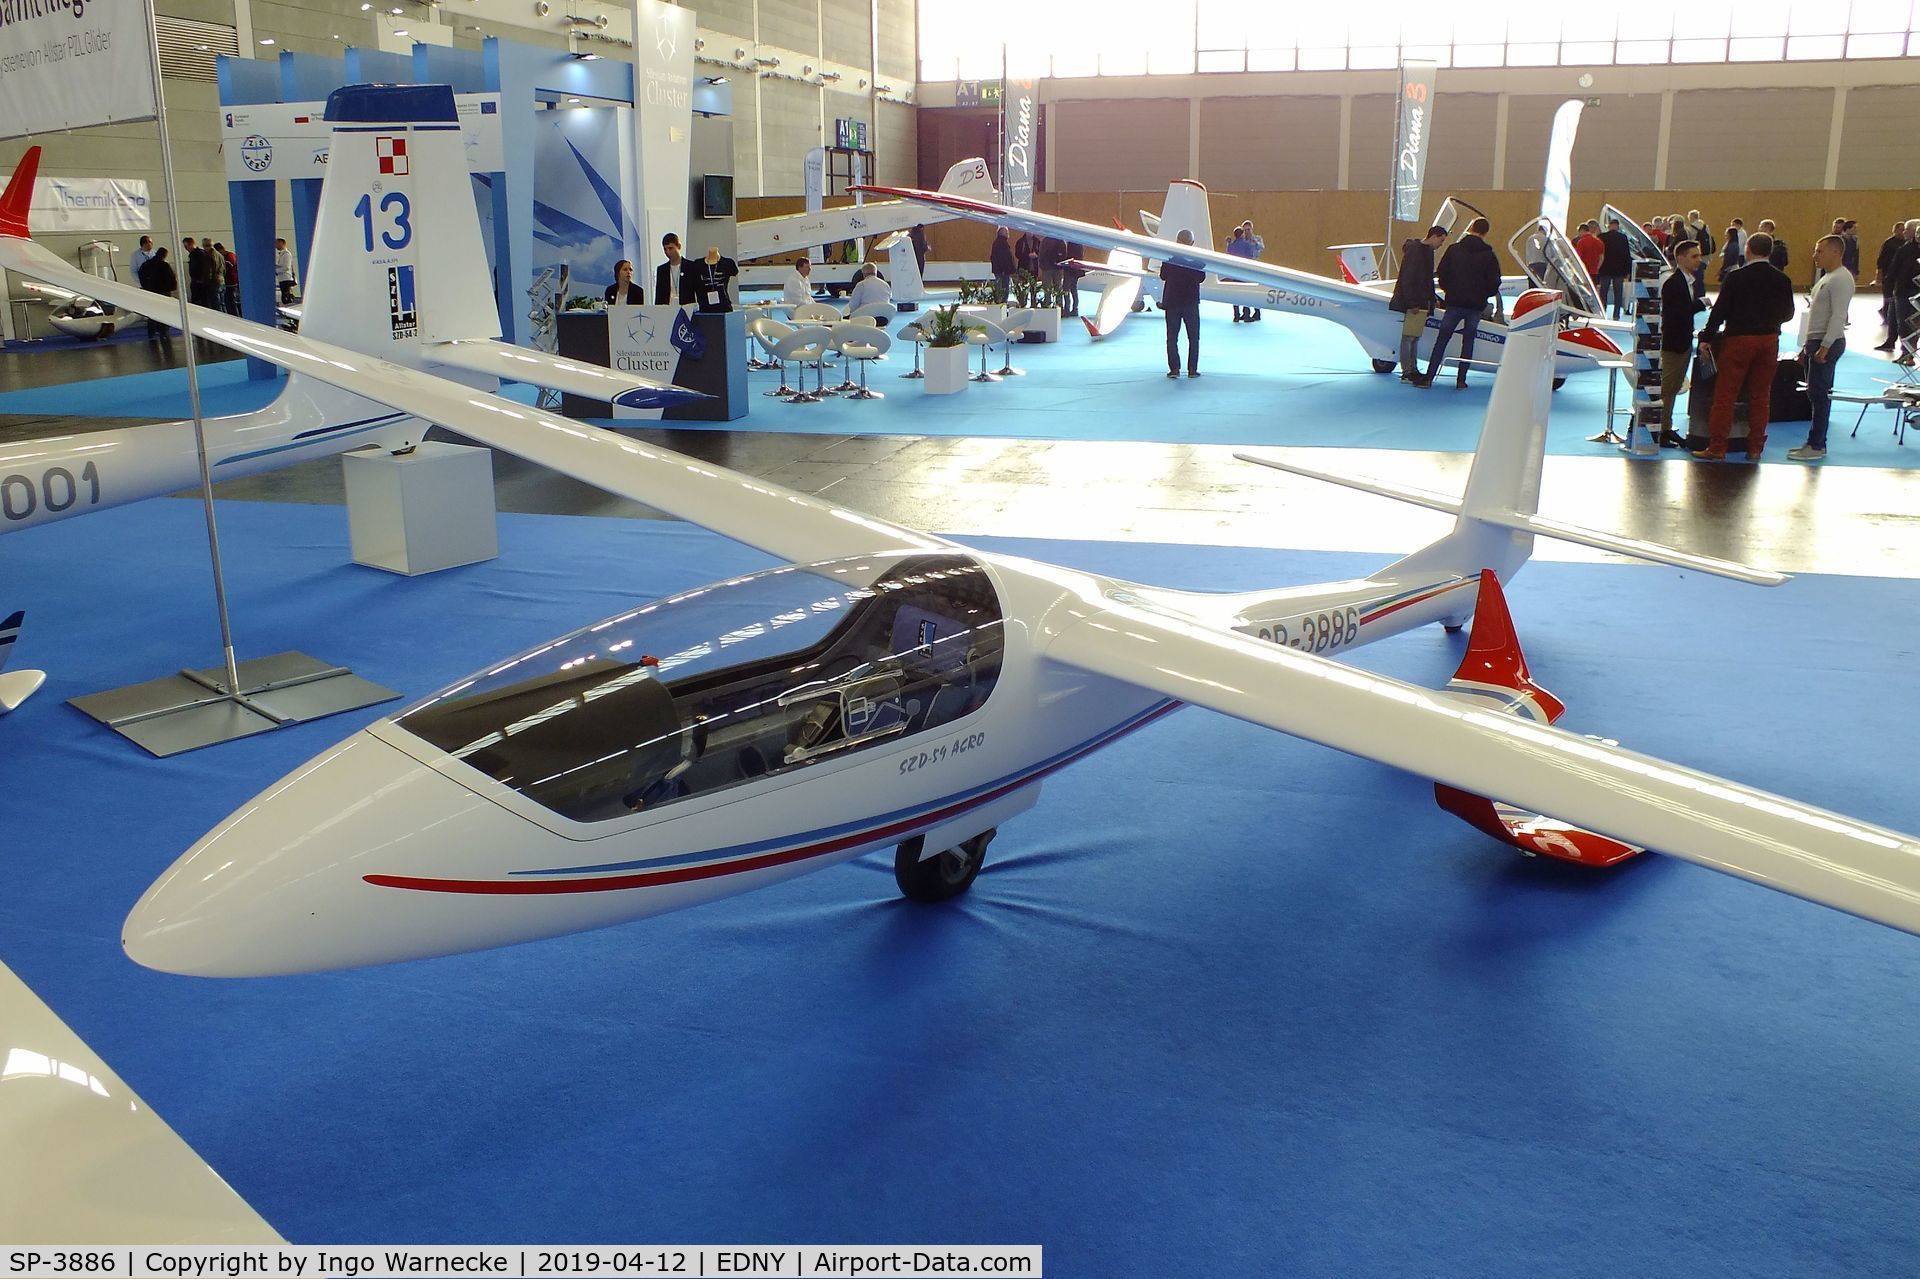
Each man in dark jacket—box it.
[1418,217,1502,388]
[1758,219,1789,274]
[1158,230,1206,379]
[1891,221,1920,364]
[1875,221,1909,349]
[1695,232,1797,460]
[137,246,176,344]
[990,228,1015,303]
[1597,217,1633,318]
[182,237,214,310]
[654,233,689,305]
[1659,240,1707,444]
[1389,225,1447,384]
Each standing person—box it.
[602,259,643,305]
[1694,232,1796,461]
[1719,226,1743,284]
[1418,216,1502,389]
[182,237,211,309]
[1659,240,1708,444]
[1842,220,1860,278]
[1223,224,1254,322]
[1574,220,1604,281]
[654,233,688,305]
[1158,229,1205,379]
[1686,211,1714,291]
[1013,230,1041,282]
[274,237,297,303]
[781,256,814,308]
[1788,235,1856,462]
[1389,224,1446,386]
[136,245,176,344]
[1597,217,1633,319]
[1888,220,1920,364]
[689,246,739,312]
[1874,221,1908,349]
[989,228,1015,302]
[909,223,929,275]
[1059,242,1084,318]
[1757,219,1789,275]
[1238,221,1264,322]
[1038,235,1067,310]
[215,241,239,314]
[129,235,155,283]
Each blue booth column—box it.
[218,56,286,380]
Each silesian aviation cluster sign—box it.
[0,0,158,139]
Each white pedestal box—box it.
[343,442,500,576]
[922,344,971,395]
[1022,308,1061,343]
[959,304,1007,329]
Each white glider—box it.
[0,608,44,713]
[17,86,1911,980]
[857,179,1624,386]
[735,157,993,263]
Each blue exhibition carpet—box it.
[5,303,1914,466]
[4,497,1920,1273]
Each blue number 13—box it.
[352,191,413,252]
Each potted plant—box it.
[921,303,971,396]
[1019,271,1062,344]
[955,276,1005,329]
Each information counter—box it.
[556,305,747,422]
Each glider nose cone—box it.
[124,730,494,978]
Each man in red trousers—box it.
[1694,231,1796,461]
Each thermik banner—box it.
[1000,76,1037,210]
[1390,60,1437,223]
[629,0,695,263]
[1539,98,1585,233]
[0,171,149,230]
[0,0,158,139]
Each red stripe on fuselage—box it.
[1358,578,1474,626]
[364,703,1182,896]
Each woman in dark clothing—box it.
[602,259,644,305]
[990,228,1016,302]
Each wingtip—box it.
[0,146,41,239]
[612,386,710,410]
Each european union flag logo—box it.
[480,100,497,115]
[669,309,706,360]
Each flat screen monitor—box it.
[701,174,734,219]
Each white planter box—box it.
[959,304,1006,328]
[1022,307,1061,343]
[923,343,970,395]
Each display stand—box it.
[344,443,500,576]
[1623,258,1665,456]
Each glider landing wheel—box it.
[1442,622,1466,634]
[1371,358,1397,374]
[895,828,995,903]
[1552,377,1567,390]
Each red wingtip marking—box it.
[1336,259,1358,285]
[1112,216,1127,231]
[0,146,40,239]
[1082,315,1100,338]
[1452,569,1565,722]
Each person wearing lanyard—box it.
[690,246,738,313]
[655,233,688,306]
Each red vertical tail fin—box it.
[0,146,40,239]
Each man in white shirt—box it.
[847,263,891,317]
[129,236,155,282]
[273,237,297,302]
[1788,234,1856,462]
[782,257,814,308]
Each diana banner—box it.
[1390,60,1437,224]
[629,0,695,263]
[220,94,503,182]
[0,0,159,140]
[0,170,150,230]
[1540,99,1585,233]
[1000,76,1036,210]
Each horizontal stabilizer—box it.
[0,669,45,714]
[424,340,704,409]
[1233,451,1787,586]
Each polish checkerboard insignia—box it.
[376,136,410,176]
[387,264,418,339]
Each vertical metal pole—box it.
[1384,66,1401,279]
[144,0,243,696]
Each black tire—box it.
[1371,358,1397,374]
[895,828,994,902]
[1552,377,1566,390]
